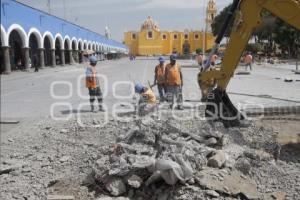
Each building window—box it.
[173,34,178,40]
[147,31,153,39]
[162,34,167,40]
[184,34,188,40]
[194,34,199,40]
[132,33,137,40]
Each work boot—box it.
[99,105,105,112]
[177,105,184,110]
[91,105,97,113]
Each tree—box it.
[246,43,263,54]
[196,48,203,54]
[211,4,234,37]
[273,19,300,58]
[253,12,277,54]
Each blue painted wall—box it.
[0,0,127,50]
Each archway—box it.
[84,43,87,50]
[64,40,70,64]
[55,38,62,65]
[9,30,24,70]
[29,33,39,69]
[78,41,83,63]
[182,41,191,55]
[72,40,77,63]
[44,36,52,66]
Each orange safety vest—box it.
[155,64,166,84]
[142,89,156,104]
[86,67,98,89]
[166,64,181,86]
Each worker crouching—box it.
[86,56,105,112]
[165,54,184,110]
[135,83,157,116]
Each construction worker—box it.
[165,54,183,110]
[86,56,105,112]
[134,83,157,116]
[244,52,253,71]
[196,53,203,66]
[154,56,166,102]
[210,54,218,67]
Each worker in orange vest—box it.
[165,54,183,110]
[86,56,105,112]
[244,52,253,71]
[154,56,166,102]
[135,83,157,116]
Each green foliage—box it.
[246,43,263,54]
[211,4,234,37]
[273,19,300,58]
[196,48,203,54]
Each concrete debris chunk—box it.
[60,129,68,134]
[205,137,218,146]
[47,195,74,200]
[196,168,259,200]
[244,149,273,161]
[126,174,143,188]
[105,177,127,196]
[235,157,251,175]
[207,151,226,168]
[97,197,129,200]
[205,190,220,197]
[59,156,71,163]
[263,191,286,200]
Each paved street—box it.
[1,58,300,121]
[1,57,300,200]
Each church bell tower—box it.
[206,0,217,33]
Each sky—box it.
[16,0,232,42]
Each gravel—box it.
[0,111,299,199]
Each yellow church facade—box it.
[124,1,217,56]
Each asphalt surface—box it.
[1,57,300,121]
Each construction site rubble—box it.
[1,113,299,200]
[89,113,299,199]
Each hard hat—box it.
[135,83,144,93]
[170,54,177,61]
[158,56,165,63]
[89,56,97,64]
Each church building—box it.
[124,0,217,56]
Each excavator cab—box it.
[199,0,300,127]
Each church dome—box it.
[141,16,160,31]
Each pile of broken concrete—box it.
[91,115,283,200]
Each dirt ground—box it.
[1,111,299,200]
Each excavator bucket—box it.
[205,87,245,127]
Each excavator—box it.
[199,0,300,127]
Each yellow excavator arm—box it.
[199,0,300,127]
